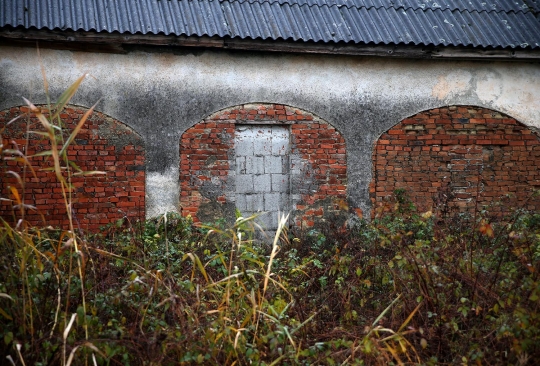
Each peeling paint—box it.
[431,70,473,100]
[475,70,503,104]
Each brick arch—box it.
[370,105,540,216]
[180,103,348,228]
[0,105,145,231]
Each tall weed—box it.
[1,72,102,365]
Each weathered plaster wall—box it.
[1,46,539,218]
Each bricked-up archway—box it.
[370,106,540,216]
[180,104,348,228]
[0,106,145,231]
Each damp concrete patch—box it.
[146,167,179,218]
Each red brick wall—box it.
[370,106,540,215]
[180,104,348,227]
[180,120,235,219]
[290,118,349,226]
[0,105,145,231]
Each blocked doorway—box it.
[370,105,540,216]
[234,125,290,230]
[179,103,348,228]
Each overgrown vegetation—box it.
[1,76,539,365]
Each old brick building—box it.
[1,0,539,230]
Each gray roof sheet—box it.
[1,0,539,49]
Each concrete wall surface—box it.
[1,45,539,219]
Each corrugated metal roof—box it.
[1,0,539,49]
[233,0,538,13]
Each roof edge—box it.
[227,0,540,14]
[1,28,539,62]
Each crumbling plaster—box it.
[1,46,539,218]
